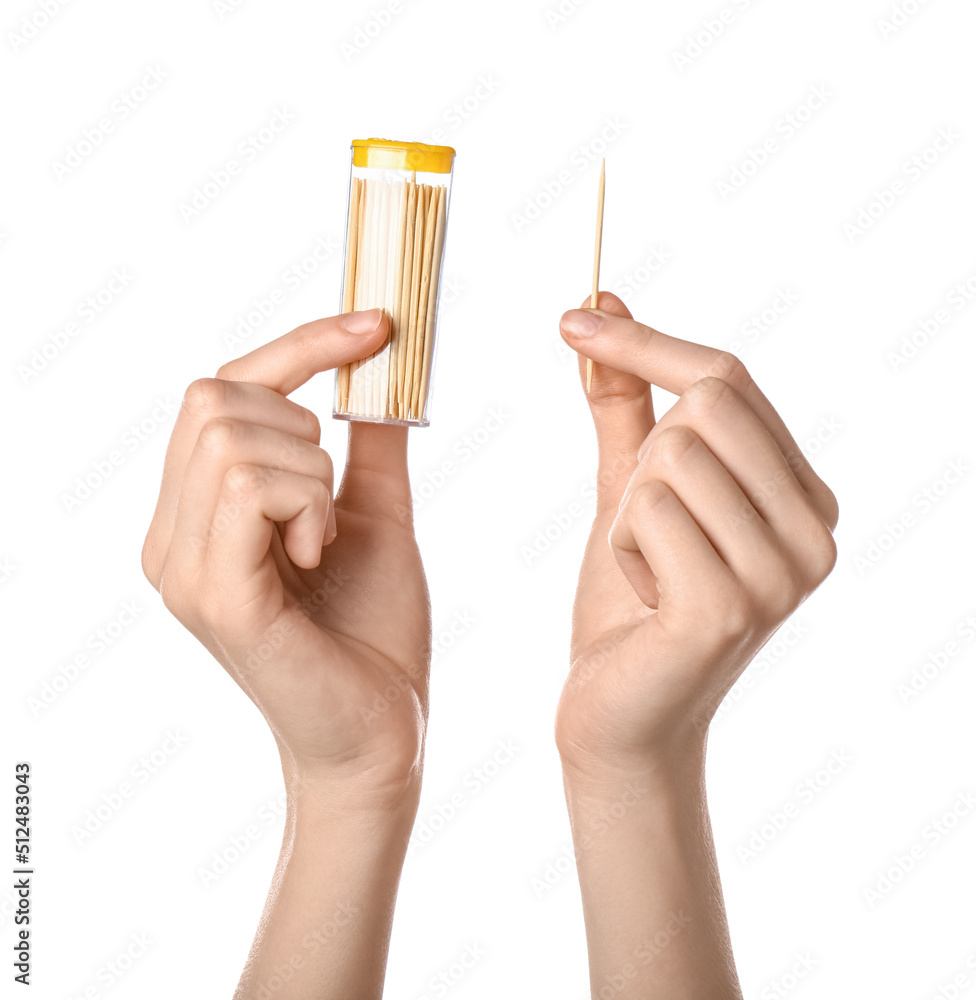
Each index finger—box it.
[560,308,838,529]
[142,309,389,582]
[215,308,388,394]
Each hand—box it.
[554,293,838,774]
[141,308,431,801]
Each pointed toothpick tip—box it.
[586,158,606,393]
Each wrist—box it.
[280,752,423,826]
[558,731,706,806]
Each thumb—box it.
[338,421,413,526]
[560,291,655,507]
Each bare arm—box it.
[142,309,431,998]
[556,292,838,998]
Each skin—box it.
[555,292,839,999]
[141,307,430,999]
[142,293,838,998]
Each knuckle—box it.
[197,416,239,456]
[140,534,161,589]
[308,476,331,507]
[318,448,334,484]
[300,406,322,444]
[636,429,654,465]
[806,520,838,584]
[223,462,265,499]
[182,377,225,417]
[819,483,840,531]
[684,375,735,420]
[761,554,806,619]
[648,425,699,469]
[707,350,749,386]
[158,567,190,621]
[195,582,231,634]
[628,479,672,517]
[710,585,754,639]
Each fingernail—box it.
[561,309,603,337]
[341,307,383,334]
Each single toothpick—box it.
[586,158,606,392]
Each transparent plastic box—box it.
[333,137,456,427]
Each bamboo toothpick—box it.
[336,169,447,424]
[586,158,606,393]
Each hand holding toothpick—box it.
[586,158,606,393]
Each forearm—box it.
[561,740,743,1000]
[233,775,420,1000]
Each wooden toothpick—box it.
[586,158,606,393]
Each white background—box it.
[3,0,976,997]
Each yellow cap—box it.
[351,138,455,174]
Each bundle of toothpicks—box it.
[336,171,447,422]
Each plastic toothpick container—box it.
[332,137,456,427]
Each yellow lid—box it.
[351,138,455,174]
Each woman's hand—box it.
[552,292,839,1000]
[555,291,839,773]
[141,308,431,803]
